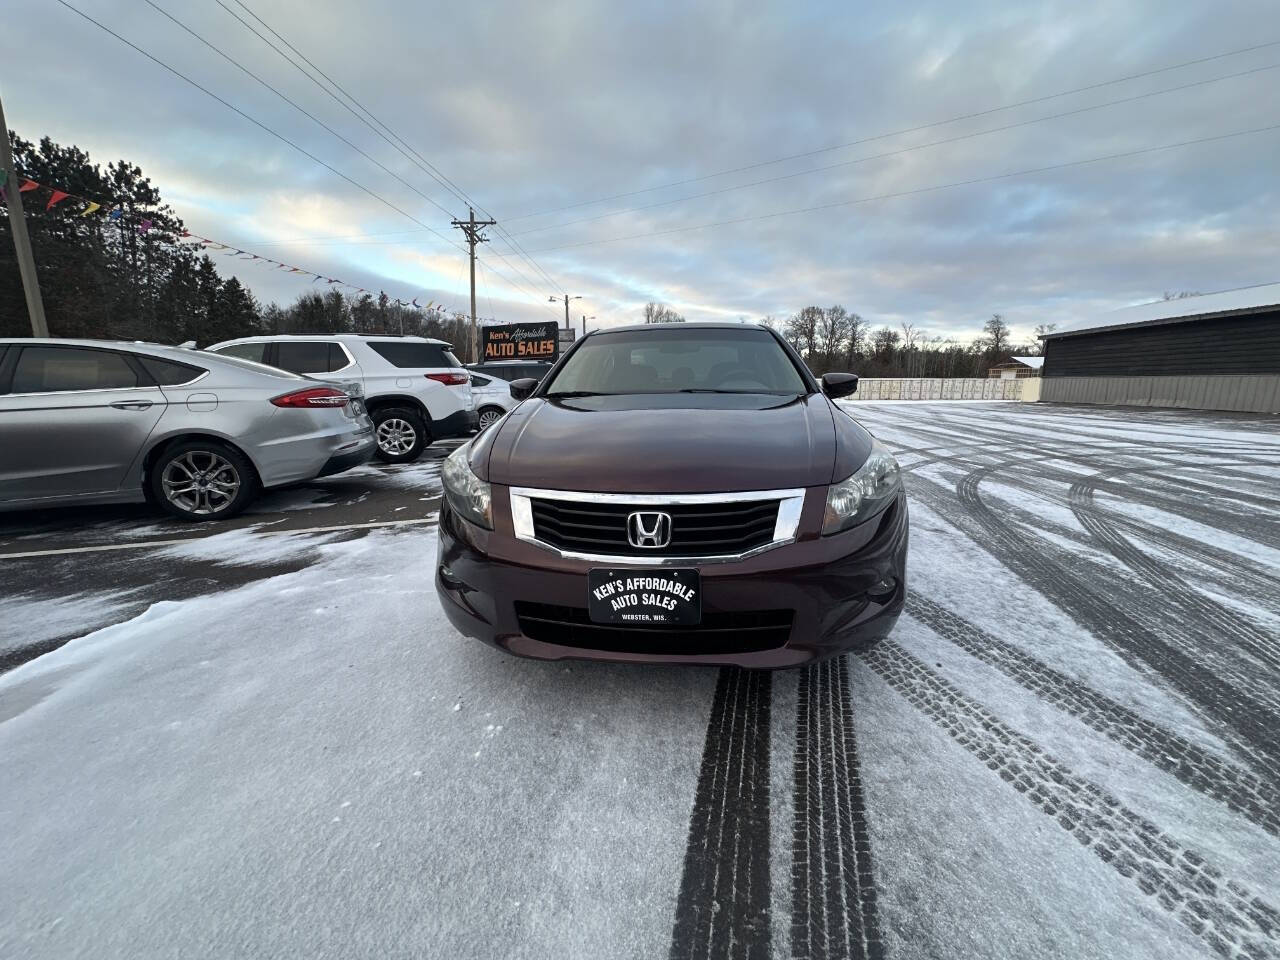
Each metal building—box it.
[1039,283,1280,414]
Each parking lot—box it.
[2,402,1278,960]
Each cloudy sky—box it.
[8,0,1280,342]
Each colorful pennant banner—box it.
[6,174,448,313]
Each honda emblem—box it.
[627,511,672,549]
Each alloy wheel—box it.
[161,451,241,516]
[377,418,417,455]
[478,408,504,430]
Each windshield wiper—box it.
[545,390,613,398]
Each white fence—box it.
[847,377,1026,401]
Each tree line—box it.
[1,132,477,354]
[770,305,1052,378]
[636,299,1052,378]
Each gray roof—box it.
[1042,282,1280,340]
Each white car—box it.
[206,335,476,462]
[468,371,517,430]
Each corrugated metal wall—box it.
[1042,310,1280,377]
[1039,375,1280,413]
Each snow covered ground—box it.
[1,403,1277,960]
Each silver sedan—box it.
[0,339,375,521]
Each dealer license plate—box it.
[587,568,701,626]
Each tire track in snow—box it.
[906,596,1280,838]
[952,462,1280,774]
[669,668,772,960]
[1068,470,1280,670]
[862,408,1280,547]
[895,458,1280,781]
[861,641,1280,960]
[888,439,1280,612]
[791,657,884,960]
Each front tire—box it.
[373,406,429,463]
[149,440,258,521]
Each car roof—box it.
[0,337,206,358]
[585,321,773,335]
[207,334,451,346]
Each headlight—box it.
[822,439,901,535]
[442,444,492,529]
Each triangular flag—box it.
[109,207,123,220]
[46,190,70,210]
[81,201,101,216]
[137,219,153,234]
[19,179,38,193]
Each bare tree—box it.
[843,313,864,370]
[1162,290,1202,300]
[900,322,920,376]
[871,326,901,360]
[983,313,1011,358]
[816,305,851,372]
[784,306,822,362]
[1032,322,1057,356]
[642,301,685,323]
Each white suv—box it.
[206,335,475,462]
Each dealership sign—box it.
[481,322,560,361]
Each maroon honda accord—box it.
[435,322,907,667]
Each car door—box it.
[0,345,167,503]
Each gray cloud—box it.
[9,0,1279,342]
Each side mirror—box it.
[821,372,859,399]
[509,378,539,401]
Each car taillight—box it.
[271,386,350,408]
[426,372,470,386]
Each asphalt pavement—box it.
[0,440,459,670]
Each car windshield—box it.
[543,327,808,396]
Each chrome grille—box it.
[530,498,779,557]
[509,486,807,563]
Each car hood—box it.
[482,393,840,493]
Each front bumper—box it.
[434,408,479,439]
[435,488,908,668]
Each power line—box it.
[503,37,1280,224]
[140,0,462,223]
[520,122,1280,254]
[506,61,1280,239]
[231,52,1280,256]
[51,0,467,255]
[221,0,565,302]
[53,0,553,313]
[214,0,469,210]
[165,0,559,307]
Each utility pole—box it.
[549,293,581,333]
[581,315,595,338]
[451,206,494,361]
[0,90,49,337]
